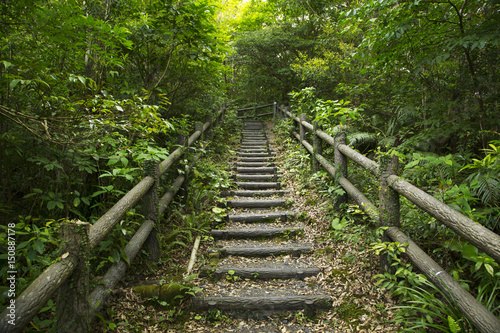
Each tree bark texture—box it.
[192,295,332,311]
[56,220,91,333]
[227,211,294,223]
[200,267,320,280]
[211,227,301,239]
[210,245,313,258]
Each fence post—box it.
[273,101,277,121]
[299,114,307,143]
[334,132,348,209]
[205,115,213,140]
[312,121,322,172]
[195,121,203,142]
[143,160,160,261]
[56,220,91,332]
[379,154,400,272]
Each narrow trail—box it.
[186,120,398,332]
[96,119,399,332]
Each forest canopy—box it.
[0,1,499,330]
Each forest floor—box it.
[93,120,400,333]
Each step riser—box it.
[234,162,275,167]
[220,190,288,197]
[192,296,331,312]
[211,228,300,239]
[210,246,312,257]
[235,182,281,190]
[228,212,293,222]
[225,200,285,208]
[235,175,279,181]
[233,167,277,173]
[238,153,275,157]
[200,267,320,280]
[237,157,274,162]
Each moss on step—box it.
[132,282,192,302]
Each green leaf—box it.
[461,245,478,260]
[47,201,56,210]
[2,61,13,69]
[484,264,494,276]
[448,315,461,333]
[34,239,45,254]
[10,79,21,89]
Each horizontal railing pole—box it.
[237,103,274,111]
[0,256,78,332]
[0,107,225,332]
[90,219,154,314]
[387,175,500,263]
[386,227,500,333]
[89,177,154,249]
[338,144,380,176]
[159,175,185,216]
[286,112,500,332]
[293,131,336,177]
[339,177,379,220]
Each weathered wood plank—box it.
[225,199,285,208]
[200,266,320,280]
[209,245,313,257]
[228,211,294,222]
[211,227,301,239]
[192,295,332,311]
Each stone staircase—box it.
[192,120,332,318]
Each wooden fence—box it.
[236,102,277,119]
[0,107,225,332]
[276,105,500,333]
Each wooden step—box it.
[233,167,277,174]
[228,211,294,222]
[211,227,301,239]
[220,190,289,197]
[225,198,285,208]
[199,266,321,280]
[208,245,313,257]
[239,146,271,151]
[233,162,275,167]
[235,182,281,189]
[192,295,331,313]
[235,174,279,181]
[238,142,269,147]
[237,157,274,162]
[238,148,272,153]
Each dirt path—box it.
[95,120,399,332]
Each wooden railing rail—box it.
[237,102,277,119]
[277,105,500,333]
[0,107,225,333]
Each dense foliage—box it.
[1,0,499,331]
[226,0,499,330]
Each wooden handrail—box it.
[281,106,500,333]
[0,108,225,332]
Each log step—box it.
[208,245,313,257]
[192,295,332,312]
[225,199,285,208]
[234,162,275,167]
[228,211,294,223]
[237,153,275,158]
[211,227,301,239]
[220,190,289,197]
[237,157,274,162]
[235,174,279,181]
[235,182,281,190]
[233,167,277,174]
[241,140,268,144]
[238,148,273,153]
[199,266,321,280]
